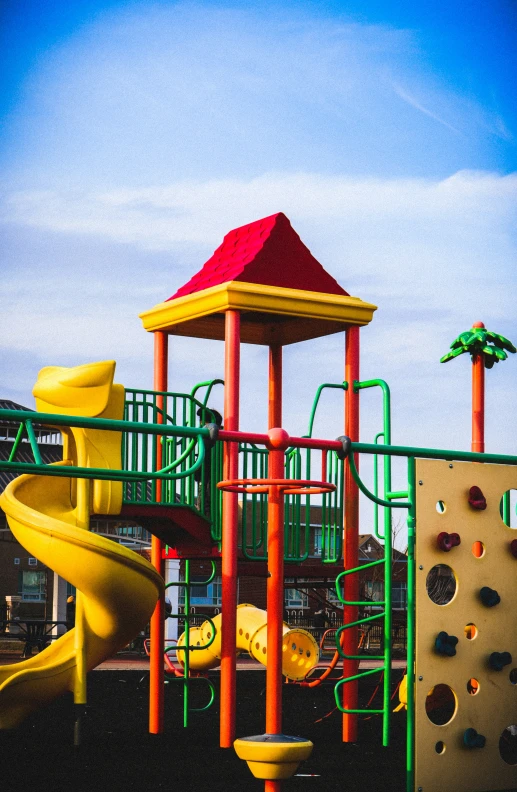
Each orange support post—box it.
[266,346,283,727]
[268,345,282,429]
[265,348,284,792]
[149,330,167,734]
[471,344,485,454]
[343,325,360,742]
[220,310,240,747]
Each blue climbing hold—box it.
[435,631,459,657]
[480,586,501,607]
[488,651,512,671]
[463,728,486,749]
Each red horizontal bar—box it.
[217,429,342,452]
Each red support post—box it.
[149,330,167,734]
[220,310,240,747]
[343,325,360,742]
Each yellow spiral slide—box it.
[0,361,164,729]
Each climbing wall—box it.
[415,459,517,792]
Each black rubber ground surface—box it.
[1,670,407,792]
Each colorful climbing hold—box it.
[480,586,501,607]
[437,532,461,552]
[435,631,459,657]
[468,486,487,510]
[489,651,512,671]
[463,728,486,749]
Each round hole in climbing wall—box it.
[436,500,446,514]
[499,490,517,529]
[426,564,457,605]
[464,623,478,640]
[435,741,446,754]
[472,541,485,558]
[499,726,517,765]
[467,678,480,695]
[425,684,457,726]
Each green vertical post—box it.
[406,457,416,792]
[183,559,190,728]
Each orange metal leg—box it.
[343,326,360,742]
[265,348,284,792]
[220,310,240,747]
[149,331,167,734]
[265,473,284,735]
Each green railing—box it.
[1,408,206,483]
[238,439,344,563]
[239,381,347,563]
[123,387,223,543]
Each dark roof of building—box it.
[0,399,58,437]
[168,212,349,300]
[0,440,63,494]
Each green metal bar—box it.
[24,420,43,465]
[334,665,388,712]
[348,452,411,509]
[0,408,209,439]
[188,677,216,712]
[388,490,409,500]
[8,423,27,462]
[336,611,385,635]
[190,378,224,407]
[183,559,190,727]
[406,457,416,792]
[373,431,384,541]
[162,436,200,473]
[349,440,517,466]
[307,381,347,438]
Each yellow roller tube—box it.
[176,604,319,681]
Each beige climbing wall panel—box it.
[415,458,517,792]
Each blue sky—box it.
[1,1,516,506]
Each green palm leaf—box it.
[441,325,516,367]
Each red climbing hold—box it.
[468,486,487,510]
[510,539,517,558]
[437,532,461,552]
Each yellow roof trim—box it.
[139,281,376,345]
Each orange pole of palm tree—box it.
[440,321,515,453]
[471,322,485,453]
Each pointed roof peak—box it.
[168,212,348,300]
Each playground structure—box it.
[0,212,516,792]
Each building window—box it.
[284,579,308,608]
[392,581,407,610]
[179,576,222,607]
[363,579,384,605]
[19,570,46,601]
[312,527,322,557]
[326,587,341,606]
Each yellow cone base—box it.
[234,734,313,780]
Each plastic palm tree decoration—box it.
[440,321,516,453]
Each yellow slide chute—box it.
[0,361,163,729]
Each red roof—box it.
[168,212,348,300]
